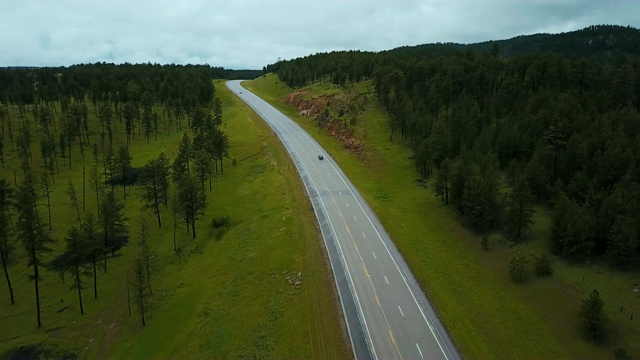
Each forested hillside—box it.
[210,67,263,80]
[266,24,640,269]
[0,63,213,112]
[395,24,640,60]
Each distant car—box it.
[318,155,324,160]
[239,91,242,94]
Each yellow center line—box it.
[325,186,403,359]
[388,329,402,359]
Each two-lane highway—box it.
[227,80,460,360]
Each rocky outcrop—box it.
[282,91,368,163]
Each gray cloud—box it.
[1,0,638,69]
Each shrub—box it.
[210,215,231,240]
[211,215,230,229]
[481,235,489,251]
[535,253,554,277]
[614,347,632,360]
[508,254,529,283]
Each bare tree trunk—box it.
[76,265,84,315]
[82,166,86,212]
[33,253,42,328]
[103,232,108,273]
[126,271,131,317]
[1,250,14,304]
[44,180,52,231]
[92,255,98,298]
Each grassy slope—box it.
[0,81,350,359]
[244,74,640,359]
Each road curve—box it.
[227,80,461,360]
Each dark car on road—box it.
[318,154,324,160]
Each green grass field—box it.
[0,80,350,359]
[244,74,640,359]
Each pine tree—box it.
[15,170,54,327]
[463,164,500,231]
[62,227,90,314]
[212,128,229,175]
[99,191,128,273]
[40,171,52,231]
[504,177,535,241]
[104,145,115,191]
[157,152,170,208]
[131,251,151,326]
[176,176,207,239]
[81,213,103,299]
[138,218,157,296]
[115,145,133,199]
[89,166,102,216]
[606,216,638,268]
[63,111,78,169]
[39,137,55,182]
[580,289,607,340]
[139,157,164,227]
[172,133,193,183]
[434,158,451,204]
[193,149,213,189]
[123,102,136,144]
[67,179,82,226]
[99,104,113,144]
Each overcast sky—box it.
[1,0,638,69]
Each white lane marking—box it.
[327,171,330,176]
[333,180,336,185]
[354,216,358,222]
[398,305,405,318]
[417,343,424,359]
[384,276,389,284]
[346,202,349,207]
[372,252,377,259]
[362,232,366,239]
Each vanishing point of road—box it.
[227,80,461,360]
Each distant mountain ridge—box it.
[386,24,640,59]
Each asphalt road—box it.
[227,80,460,360]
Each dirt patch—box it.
[284,271,303,292]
